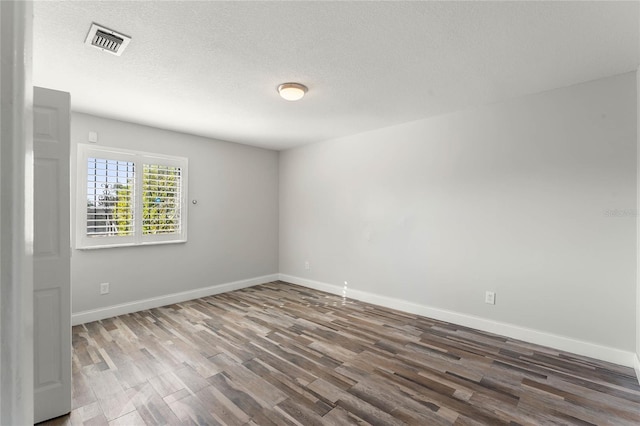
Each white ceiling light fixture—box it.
[278,82,308,101]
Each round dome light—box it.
[278,82,308,101]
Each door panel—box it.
[33,87,71,423]
[34,288,62,386]
[34,158,60,256]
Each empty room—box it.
[1,1,640,425]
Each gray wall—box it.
[71,113,279,313]
[280,72,637,352]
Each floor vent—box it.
[85,23,131,56]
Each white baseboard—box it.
[279,274,636,368]
[634,354,640,385]
[72,274,279,325]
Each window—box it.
[77,145,188,249]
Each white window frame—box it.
[76,144,188,249]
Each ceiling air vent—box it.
[85,23,131,56]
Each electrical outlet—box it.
[305,260,310,270]
[100,282,110,295]
[485,291,495,305]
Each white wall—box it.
[636,67,640,375]
[280,72,637,357]
[71,113,278,315]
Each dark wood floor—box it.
[40,281,640,425]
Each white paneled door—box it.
[33,87,71,423]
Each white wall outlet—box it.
[305,260,310,270]
[100,282,110,295]
[485,291,496,305]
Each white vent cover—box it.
[85,23,131,56]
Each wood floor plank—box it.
[194,385,251,426]
[126,382,182,426]
[39,281,640,425]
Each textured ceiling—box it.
[33,1,639,150]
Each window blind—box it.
[142,164,182,235]
[86,157,135,237]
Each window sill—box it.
[75,239,187,250]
